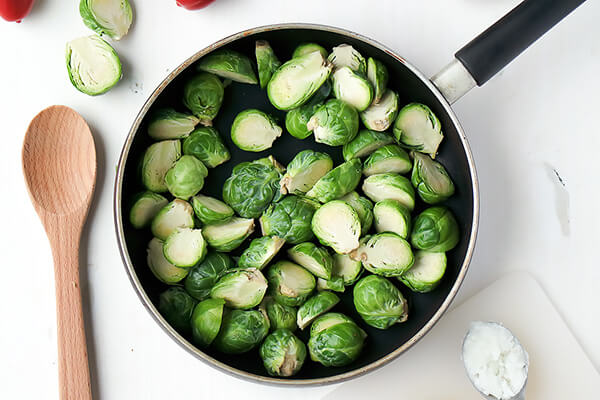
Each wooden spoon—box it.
[22,105,96,400]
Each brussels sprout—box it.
[268,50,333,110]
[288,242,333,280]
[280,150,333,195]
[129,191,168,229]
[362,173,415,211]
[184,251,233,301]
[202,217,255,252]
[164,155,208,200]
[342,129,394,161]
[373,199,411,238]
[297,292,340,329]
[158,287,196,334]
[213,309,269,354]
[350,232,414,277]
[191,298,225,347]
[339,192,373,236]
[411,206,459,252]
[183,73,224,126]
[362,144,412,176]
[163,228,207,268]
[260,329,307,377]
[231,109,283,152]
[411,152,455,204]
[267,261,316,307]
[366,57,388,103]
[255,40,281,89]
[141,140,181,193]
[147,108,199,140]
[147,238,189,284]
[305,159,362,203]
[353,275,408,329]
[293,43,328,59]
[66,35,122,96]
[308,312,367,367]
[254,155,286,172]
[331,67,373,112]
[238,236,285,270]
[260,196,319,244]
[360,90,399,132]
[191,194,234,225]
[312,200,361,254]
[332,253,362,285]
[210,268,268,309]
[151,199,194,240]
[327,44,366,74]
[197,49,258,84]
[260,296,297,331]
[393,103,443,158]
[79,0,132,40]
[223,158,283,218]
[307,99,359,146]
[182,126,230,168]
[285,103,320,140]
[398,250,447,293]
[316,277,345,293]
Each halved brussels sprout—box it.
[183,73,224,126]
[411,206,459,252]
[288,242,333,280]
[373,199,411,238]
[260,196,319,244]
[307,99,359,146]
[141,140,181,193]
[305,159,362,203]
[411,152,455,204]
[260,296,297,331]
[398,250,447,293]
[292,43,328,59]
[280,150,333,195]
[147,238,189,284]
[66,35,122,96]
[197,49,258,84]
[79,0,132,40]
[362,144,412,176]
[285,103,321,140]
[393,103,443,158]
[360,90,399,132]
[353,275,408,329]
[297,291,340,330]
[332,67,373,112]
[191,194,234,224]
[366,57,388,103]
[184,251,233,301]
[158,287,196,334]
[165,155,208,200]
[342,129,394,161]
[238,236,285,270]
[308,312,367,367]
[191,298,225,347]
[317,277,345,293]
[268,50,333,110]
[213,309,269,354]
[350,232,414,277]
[151,199,194,240]
[327,44,366,73]
[202,217,255,252]
[129,191,168,229]
[255,40,281,88]
[210,268,268,309]
[147,108,199,140]
[182,126,230,168]
[231,109,282,152]
[362,173,416,211]
[332,253,362,285]
[339,191,373,236]
[310,312,353,335]
[260,329,307,377]
[267,261,316,307]
[312,200,361,254]
[163,228,207,268]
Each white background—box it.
[1,0,598,398]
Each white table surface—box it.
[1,1,598,399]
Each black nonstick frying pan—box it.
[114,0,586,385]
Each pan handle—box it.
[431,0,586,104]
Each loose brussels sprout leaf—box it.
[183,73,224,126]
[332,253,362,285]
[191,194,234,225]
[191,298,225,347]
[238,236,285,270]
[373,199,411,238]
[255,40,281,89]
[210,268,268,309]
[350,232,414,277]
[366,57,389,103]
[260,296,297,331]
[198,49,258,84]
[260,329,307,377]
[362,173,416,211]
[310,312,353,336]
[280,150,333,195]
[327,44,367,74]
[147,108,199,140]
[305,159,362,203]
[332,67,373,112]
[308,313,367,367]
[411,206,459,252]
[393,103,443,158]
[360,90,399,132]
[260,196,319,244]
[353,275,408,329]
[141,140,181,192]
[182,126,230,168]
[363,144,412,176]
[184,251,233,301]
[297,291,340,329]
[292,43,328,59]
[79,0,132,40]
[129,191,168,229]
[339,191,374,236]
[151,199,194,240]
[268,50,333,110]
[66,35,122,96]
[163,228,207,268]
[202,217,255,252]
[158,287,196,334]
[231,109,282,152]
[398,250,447,293]
[267,261,316,307]
[288,242,333,280]
[316,277,345,293]
[213,309,269,354]
[342,129,394,161]
[411,152,455,204]
[312,200,361,254]
[307,99,359,146]
[147,238,189,284]
[165,155,208,200]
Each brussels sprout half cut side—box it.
[231,109,283,152]
[339,191,373,236]
[307,99,359,147]
[141,140,181,193]
[182,126,230,168]
[398,250,447,293]
[255,40,281,89]
[260,329,307,377]
[362,173,416,211]
[129,191,168,229]
[360,90,399,132]
[183,73,224,126]
[151,199,194,241]
[197,49,258,84]
[267,261,316,307]
[165,155,208,200]
[312,200,361,254]
[350,232,414,277]
[191,298,225,347]
[147,238,189,285]
[373,199,412,239]
[213,309,269,354]
[292,43,328,59]
[260,296,298,332]
[280,150,333,195]
[327,44,367,74]
[363,144,412,177]
[393,103,444,158]
[305,159,362,203]
[79,0,132,40]
[332,253,362,286]
[163,228,207,268]
[288,242,333,280]
[366,57,389,103]
[297,291,340,330]
[411,152,456,204]
[342,129,395,161]
[411,206,460,252]
[210,268,268,310]
[191,194,234,225]
[238,236,285,270]
[202,217,255,252]
[158,287,196,335]
[147,108,199,140]
[260,196,319,244]
[353,275,408,329]
[308,312,367,367]
[184,251,233,301]
[332,67,373,112]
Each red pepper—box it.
[176,0,215,10]
[0,0,35,22]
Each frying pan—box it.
[114,0,585,385]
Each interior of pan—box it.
[117,25,476,382]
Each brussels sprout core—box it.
[79,0,133,40]
[350,233,414,277]
[360,90,399,132]
[312,200,361,254]
[211,268,268,309]
[362,173,416,211]
[163,228,207,268]
[393,103,444,158]
[231,109,282,152]
[202,217,255,252]
[399,250,447,293]
[198,49,258,84]
[151,199,194,241]
[147,238,189,284]
[280,150,333,195]
[332,67,373,112]
[327,44,367,73]
[363,145,412,176]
